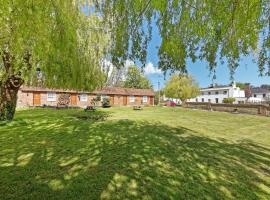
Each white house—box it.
[188,82,246,104]
[249,87,270,103]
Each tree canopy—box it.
[164,74,200,103]
[0,0,109,120]
[90,0,270,78]
[0,0,109,91]
[123,65,152,89]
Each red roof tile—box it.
[93,87,154,96]
[20,86,154,96]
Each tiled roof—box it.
[20,86,88,93]
[93,87,155,96]
[20,86,155,96]
[251,87,270,94]
[200,85,232,90]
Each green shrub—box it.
[102,98,111,108]
[223,98,235,104]
[74,111,110,121]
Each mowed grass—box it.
[0,107,270,200]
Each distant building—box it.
[248,87,270,103]
[161,95,181,104]
[188,82,246,104]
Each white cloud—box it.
[144,62,162,75]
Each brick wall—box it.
[17,90,154,108]
[17,90,33,108]
[113,95,124,106]
[186,102,270,116]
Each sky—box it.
[82,6,270,91]
[142,23,270,91]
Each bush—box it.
[223,98,236,104]
[102,98,111,108]
[74,111,110,121]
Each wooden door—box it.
[33,93,41,106]
[110,96,114,105]
[123,96,127,106]
[71,94,77,106]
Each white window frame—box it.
[79,94,88,102]
[47,92,56,102]
[101,95,109,101]
[129,96,135,103]
[142,96,148,103]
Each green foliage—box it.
[74,111,110,121]
[0,101,16,121]
[123,65,152,89]
[154,90,164,105]
[223,98,236,104]
[164,74,200,102]
[0,0,109,90]
[93,0,270,77]
[236,82,250,90]
[91,95,101,106]
[102,97,111,108]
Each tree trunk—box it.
[0,76,23,121]
[181,99,187,107]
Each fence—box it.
[185,102,270,116]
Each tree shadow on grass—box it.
[0,114,270,199]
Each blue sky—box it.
[143,23,270,91]
[82,6,269,91]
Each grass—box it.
[0,107,270,199]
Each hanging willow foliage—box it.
[0,0,110,120]
[0,0,109,91]
[90,0,270,77]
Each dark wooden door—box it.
[33,93,41,106]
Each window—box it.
[101,95,109,101]
[254,94,257,97]
[196,98,198,102]
[47,92,56,102]
[202,98,204,102]
[129,96,135,103]
[208,99,211,103]
[208,92,211,95]
[215,98,219,103]
[223,90,227,94]
[142,96,148,103]
[263,94,266,98]
[215,91,219,95]
[79,94,87,102]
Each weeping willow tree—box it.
[2,0,270,120]
[0,0,109,120]
[90,0,270,76]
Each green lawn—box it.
[0,107,270,199]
